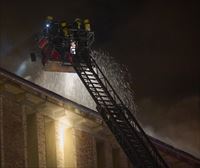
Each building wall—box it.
[64,128,77,168]
[45,119,57,168]
[0,94,25,168]
[0,91,130,168]
[75,129,97,168]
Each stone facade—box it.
[75,129,97,168]
[0,92,130,168]
[0,94,25,168]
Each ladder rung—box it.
[82,71,92,75]
[96,96,110,99]
[81,73,94,77]
[86,82,99,85]
[88,85,102,88]
[98,103,113,107]
[81,76,96,80]
[82,69,92,73]
[99,95,109,98]
[90,87,103,91]
[97,100,113,104]
[91,90,103,93]
[90,85,102,89]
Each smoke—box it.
[138,96,200,158]
[0,29,36,75]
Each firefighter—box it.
[60,21,69,37]
[74,18,82,29]
[70,41,76,55]
[83,19,91,31]
[44,16,58,36]
[45,16,54,28]
[60,21,71,63]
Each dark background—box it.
[1,0,200,157]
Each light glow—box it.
[55,117,72,167]
[57,117,71,149]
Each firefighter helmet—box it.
[74,18,82,29]
[61,21,67,27]
[83,19,90,24]
[75,18,81,23]
[46,16,54,21]
[83,19,91,31]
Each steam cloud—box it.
[25,50,136,113]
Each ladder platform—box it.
[43,61,76,73]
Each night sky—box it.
[1,0,200,157]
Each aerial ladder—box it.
[34,17,169,168]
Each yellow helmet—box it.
[84,19,90,24]
[75,18,81,23]
[61,21,67,27]
[46,16,54,20]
